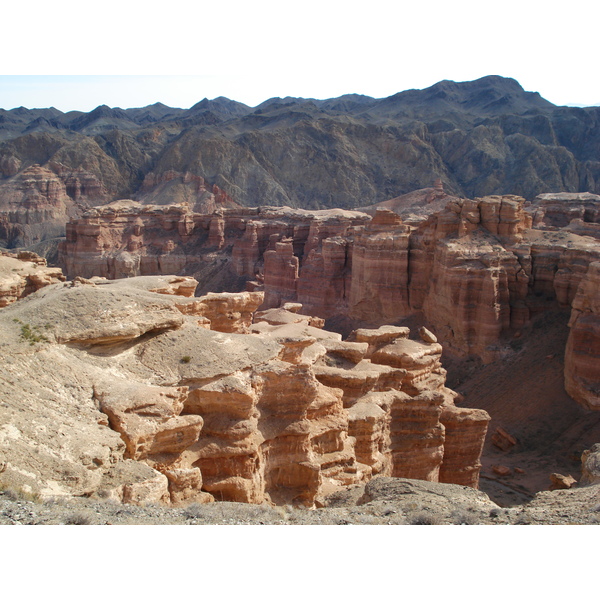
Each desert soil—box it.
[1,476,598,526]
[445,309,600,506]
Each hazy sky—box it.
[1,0,598,111]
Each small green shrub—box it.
[180,355,192,364]
[15,319,49,345]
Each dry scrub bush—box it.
[409,512,443,525]
[64,511,93,525]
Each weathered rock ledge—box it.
[59,191,600,410]
[0,269,489,507]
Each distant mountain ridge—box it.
[0,75,599,223]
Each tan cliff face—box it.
[0,249,65,307]
[0,164,108,248]
[61,192,600,363]
[0,265,489,505]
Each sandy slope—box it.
[445,309,600,506]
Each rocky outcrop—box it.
[0,250,65,307]
[61,193,600,368]
[0,163,109,248]
[0,278,489,505]
[565,262,600,410]
[176,291,265,333]
[532,192,600,231]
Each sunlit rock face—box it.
[0,250,65,307]
[61,193,600,366]
[0,279,489,505]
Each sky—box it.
[0,1,598,111]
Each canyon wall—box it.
[0,268,489,505]
[60,191,600,411]
[61,192,600,360]
[0,164,108,248]
[565,261,600,410]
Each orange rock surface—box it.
[565,262,600,410]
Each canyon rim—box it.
[1,77,600,529]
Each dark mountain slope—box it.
[0,75,599,220]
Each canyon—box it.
[0,257,489,506]
[1,76,600,519]
[2,185,600,510]
[59,188,600,376]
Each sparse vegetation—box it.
[13,318,50,345]
[180,355,192,363]
[63,511,93,525]
[409,512,443,525]
[0,488,20,502]
[0,484,40,503]
[451,509,479,525]
[183,503,205,520]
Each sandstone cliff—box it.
[61,192,600,367]
[0,271,489,505]
[0,163,109,249]
[565,262,600,410]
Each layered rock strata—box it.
[61,194,600,359]
[0,163,108,248]
[0,250,65,307]
[59,201,370,284]
[564,262,600,410]
[0,276,489,505]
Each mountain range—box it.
[1,75,599,215]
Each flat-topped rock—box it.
[348,326,410,345]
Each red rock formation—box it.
[0,163,109,247]
[176,291,264,333]
[60,200,200,279]
[349,209,411,322]
[262,239,299,309]
[232,221,261,277]
[565,261,600,410]
[438,404,490,488]
[1,269,492,503]
[60,192,600,374]
[389,391,446,481]
[532,192,600,230]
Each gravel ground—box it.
[2,477,599,525]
